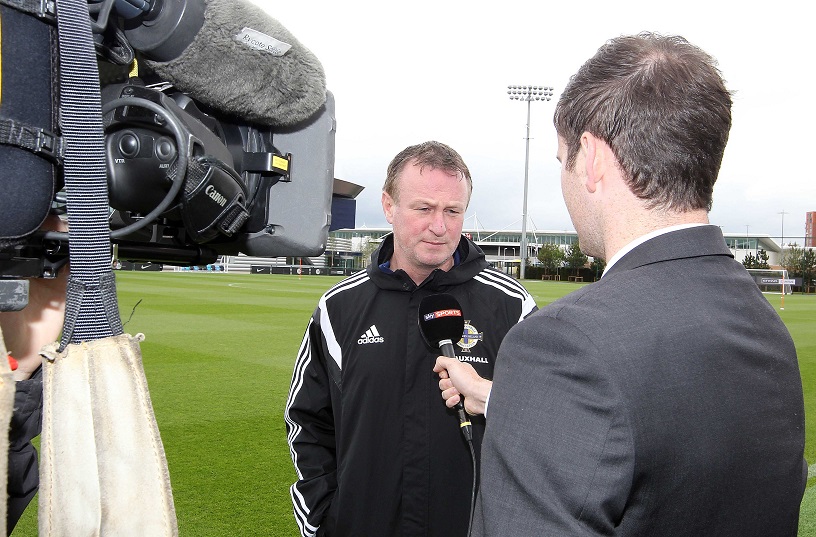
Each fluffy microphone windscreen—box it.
[418,294,466,350]
[142,0,326,127]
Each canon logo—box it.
[205,185,227,206]
[357,336,384,345]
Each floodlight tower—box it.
[508,85,554,279]
[778,210,788,249]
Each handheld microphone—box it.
[122,0,327,126]
[418,293,473,442]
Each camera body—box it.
[2,76,335,275]
[1,78,336,277]
[102,80,336,265]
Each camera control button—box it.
[118,132,140,158]
[155,137,176,162]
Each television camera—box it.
[0,0,339,310]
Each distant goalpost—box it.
[745,268,792,295]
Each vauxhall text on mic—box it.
[418,293,473,442]
[122,0,327,127]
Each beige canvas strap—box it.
[0,327,15,528]
[40,333,177,536]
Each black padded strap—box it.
[0,118,63,164]
[0,0,55,21]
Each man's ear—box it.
[580,132,606,193]
[382,191,395,224]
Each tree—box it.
[742,250,769,269]
[537,243,565,276]
[756,249,770,269]
[565,241,588,277]
[742,252,757,269]
[780,243,816,293]
[781,243,803,278]
[360,237,379,269]
[802,249,816,293]
[590,257,606,280]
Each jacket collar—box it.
[603,225,733,278]
[367,234,488,291]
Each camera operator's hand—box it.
[0,216,68,381]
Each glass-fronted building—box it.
[217,228,785,276]
[326,228,784,272]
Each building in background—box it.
[265,228,785,275]
[806,212,815,248]
[200,227,788,276]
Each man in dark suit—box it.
[434,32,807,536]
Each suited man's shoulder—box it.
[530,274,636,322]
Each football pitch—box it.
[12,272,816,536]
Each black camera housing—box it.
[102,81,336,265]
[1,78,336,277]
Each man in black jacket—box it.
[285,141,537,537]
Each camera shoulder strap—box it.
[35,5,179,536]
[55,0,122,349]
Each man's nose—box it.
[428,212,446,235]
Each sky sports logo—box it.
[422,309,462,321]
[358,325,384,345]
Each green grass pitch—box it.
[11,272,816,535]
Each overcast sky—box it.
[254,0,814,244]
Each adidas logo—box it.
[357,325,385,345]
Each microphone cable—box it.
[440,341,477,535]
[453,395,476,537]
[465,433,477,537]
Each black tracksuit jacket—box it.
[285,235,537,537]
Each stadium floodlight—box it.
[778,210,788,249]
[508,85,554,279]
